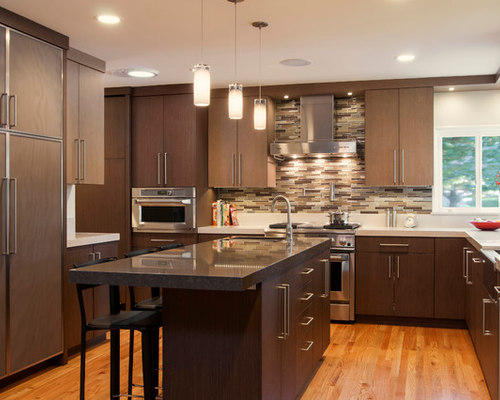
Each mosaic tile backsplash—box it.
[217,97,432,214]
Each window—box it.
[433,126,500,214]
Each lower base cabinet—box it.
[262,251,330,399]
[63,241,118,352]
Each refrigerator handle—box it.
[8,95,17,129]
[2,177,8,255]
[9,178,17,254]
[0,93,7,127]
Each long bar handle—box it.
[393,149,397,184]
[157,153,161,185]
[465,250,473,285]
[0,93,7,127]
[164,152,168,185]
[10,178,17,254]
[8,95,17,128]
[401,149,405,184]
[380,243,409,247]
[482,298,493,336]
[80,139,86,181]
[321,258,329,298]
[231,154,235,186]
[75,139,81,182]
[462,247,468,279]
[388,255,392,279]
[2,177,8,255]
[239,153,242,186]
[300,341,314,352]
[278,285,287,339]
[284,283,290,338]
[150,238,175,243]
[396,256,400,279]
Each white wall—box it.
[434,89,500,127]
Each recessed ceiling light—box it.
[280,58,311,67]
[110,68,159,78]
[283,95,289,99]
[97,15,120,24]
[449,87,455,91]
[396,54,415,62]
[347,92,353,96]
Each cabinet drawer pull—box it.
[379,243,409,247]
[300,341,314,352]
[472,257,484,264]
[483,298,494,336]
[301,268,314,275]
[494,286,500,296]
[150,238,175,243]
[300,292,314,301]
[301,316,314,326]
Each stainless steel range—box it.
[266,222,359,321]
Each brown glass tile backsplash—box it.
[217,97,432,214]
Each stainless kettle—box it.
[329,207,349,225]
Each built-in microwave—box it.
[132,187,196,232]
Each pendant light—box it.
[193,0,210,106]
[252,21,268,130]
[227,0,243,119]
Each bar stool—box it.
[74,257,161,400]
[124,243,183,396]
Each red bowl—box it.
[469,221,500,231]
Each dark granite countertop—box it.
[68,237,330,291]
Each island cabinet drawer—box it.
[132,232,197,250]
[296,280,316,316]
[356,237,434,253]
[296,318,316,392]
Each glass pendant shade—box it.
[228,83,243,119]
[193,64,211,106]
[253,98,267,130]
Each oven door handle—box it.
[330,255,348,262]
[135,199,192,205]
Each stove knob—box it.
[347,243,352,246]
[167,190,173,196]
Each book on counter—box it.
[212,200,239,227]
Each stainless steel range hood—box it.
[270,95,357,158]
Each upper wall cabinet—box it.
[66,50,105,185]
[208,96,276,188]
[131,94,208,187]
[365,87,434,186]
[0,27,62,137]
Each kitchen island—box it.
[69,236,331,400]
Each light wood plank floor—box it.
[0,324,491,399]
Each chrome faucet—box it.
[271,195,293,243]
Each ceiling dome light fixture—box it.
[227,0,244,119]
[193,0,211,106]
[97,15,120,24]
[396,54,415,62]
[110,68,158,78]
[252,21,268,131]
[280,58,311,67]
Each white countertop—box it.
[67,232,120,248]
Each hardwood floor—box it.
[302,323,491,400]
[0,324,491,399]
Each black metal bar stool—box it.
[74,257,161,400]
[124,243,183,396]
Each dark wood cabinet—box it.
[76,93,131,258]
[261,251,330,399]
[365,87,433,186]
[131,94,208,187]
[434,238,466,319]
[208,96,276,188]
[63,241,118,353]
[66,56,105,185]
[0,132,5,379]
[356,252,394,316]
[132,232,197,251]
[356,237,434,318]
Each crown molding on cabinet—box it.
[67,47,105,73]
[0,6,69,49]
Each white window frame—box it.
[433,125,500,215]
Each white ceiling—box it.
[3,0,500,88]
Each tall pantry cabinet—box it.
[0,21,64,379]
